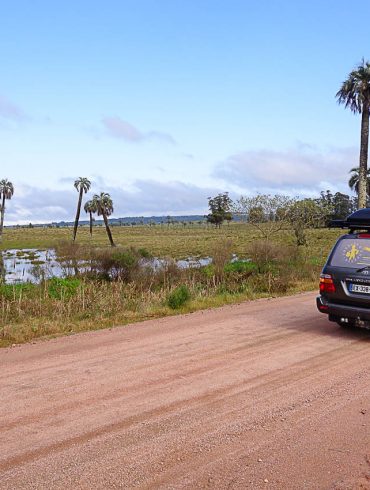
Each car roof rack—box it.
[329,208,370,232]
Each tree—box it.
[317,190,355,223]
[93,192,115,246]
[336,59,370,209]
[331,192,356,220]
[287,199,331,246]
[348,167,370,199]
[207,192,233,228]
[234,194,293,239]
[84,199,97,237]
[0,179,14,241]
[72,177,91,242]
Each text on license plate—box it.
[349,283,370,294]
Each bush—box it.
[137,248,152,259]
[201,264,215,278]
[248,240,280,266]
[111,250,137,267]
[47,277,81,300]
[0,283,36,300]
[167,284,191,309]
[89,247,147,281]
[224,260,257,274]
[211,239,233,282]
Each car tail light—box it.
[320,274,336,293]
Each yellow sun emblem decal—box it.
[345,244,360,262]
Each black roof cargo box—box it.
[330,208,370,231]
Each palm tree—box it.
[84,199,97,237]
[93,192,115,246]
[0,179,14,241]
[348,167,370,197]
[72,177,91,241]
[337,59,370,209]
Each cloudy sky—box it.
[1,0,369,223]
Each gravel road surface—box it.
[0,292,369,489]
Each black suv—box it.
[317,208,370,329]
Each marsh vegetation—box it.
[0,222,342,347]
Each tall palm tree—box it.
[84,199,97,237]
[0,179,14,241]
[337,59,370,209]
[93,192,115,246]
[348,167,370,197]
[72,177,91,242]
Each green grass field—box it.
[1,222,342,260]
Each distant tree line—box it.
[0,172,365,248]
[206,189,359,246]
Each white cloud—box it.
[101,116,175,144]
[5,186,76,224]
[109,179,216,215]
[4,180,221,224]
[4,145,358,224]
[214,146,358,194]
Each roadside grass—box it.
[0,223,341,347]
[0,280,314,348]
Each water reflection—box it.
[0,249,220,284]
[1,249,63,284]
[0,254,5,283]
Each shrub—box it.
[248,240,299,273]
[47,277,81,300]
[54,241,84,276]
[167,284,191,309]
[89,247,144,281]
[211,239,233,282]
[201,264,215,278]
[111,250,137,267]
[0,283,36,300]
[224,260,257,274]
[248,240,280,266]
[138,248,152,259]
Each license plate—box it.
[349,283,370,294]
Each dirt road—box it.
[0,292,369,489]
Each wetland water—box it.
[1,249,63,284]
[0,249,215,284]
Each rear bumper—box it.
[317,295,370,324]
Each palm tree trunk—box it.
[358,104,369,209]
[89,211,93,236]
[102,212,115,247]
[0,194,5,241]
[72,189,83,241]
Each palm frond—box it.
[74,177,91,193]
[336,60,370,114]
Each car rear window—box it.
[330,238,370,268]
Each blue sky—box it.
[1,0,369,223]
